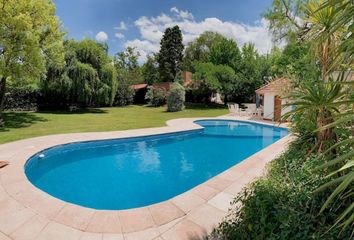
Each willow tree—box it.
[42,39,117,108]
[0,0,64,123]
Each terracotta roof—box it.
[153,82,172,91]
[256,78,291,96]
[131,84,148,90]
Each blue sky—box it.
[54,0,273,61]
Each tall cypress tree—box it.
[158,26,184,82]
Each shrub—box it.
[114,82,135,106]
[4,86,39,111]
[145,86,167,107]
[210,141,353,240]
[167,83,185,112]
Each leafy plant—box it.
[145,86,167,107]
[211,141,353,239]
[167,83,185,112]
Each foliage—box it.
[312,0,354,231]
[114,47,143,85]
[269,41,318,81]
[183,32,224,71]
[142,54,159,85]
[266,0,354,233]
[0,0,65,121]
[4,85,39,111]
[209,38,242,72]
[145,86,167,107]
[41,39,116,108]
[192,62,237,103]
[114,81,134,106]
[284,78,345,150]
[167,83,185,112]
[234,43,267,102]
[158,26,184,82]
[211,142,353,239]
[264,0,307,42]
[323,0,353,66]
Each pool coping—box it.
[0,116,294,240]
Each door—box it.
[274,95,282,121]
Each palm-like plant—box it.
[303,0,344,75]
[283,79,345,151]
[311,0,354,233]
[322,0,354,67]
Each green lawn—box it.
[0,104,227,144]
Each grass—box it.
[0,104,228,144]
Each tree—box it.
[114,47,143,84]
[114,47,143,106]
[184,32,224,71]
[41,39,117,108]
[209,38,242,72]
[0,0,64,123]
[158,26,184,82]
[193,62,237,103]
[142,54,159,85]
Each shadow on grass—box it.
[38,108,108,115]
[0,112,47,132]
[185,103,227,110]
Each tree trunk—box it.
[0,76,6,126]
[317,109,335,152]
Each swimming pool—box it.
[25,120,288,210]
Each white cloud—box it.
[170,6,194,20]
[124,8,275,62]
[115,32,125,39]
[95,31,108,42]
[115,21,128,31]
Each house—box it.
[255,78,292,121]
[130,71,193,103]
[131,83,148,104]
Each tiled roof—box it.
[131,84,148,90]
[256,78,291,96]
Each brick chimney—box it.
[183,71,192,87]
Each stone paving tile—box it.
[157,216,184,235]
[102,233,124,240]
[171,192,206,213]
[149,201,185,226]
[119,207,155,233]
[28,195,65,219]
[208,192,235,212]
[224,181,246,195]
[192,185,219,201]
[123,227,160,240]
[86,211,121,233]
[218,169,245,181]
[0,206,35,235]
[54,204,95,230]
[161,219,207,240]
[205,177,233,191]
[36,221,82,240]
[79,232,103,240]
[9,214,49,240]
[0,232,10,240]
[186,204,226,233]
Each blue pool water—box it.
[25,120,288,210]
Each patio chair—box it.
[245,104,257,116]
[228,103,240,116]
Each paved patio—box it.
[0,116,293,240]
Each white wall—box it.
[263,93,275,120]
[281,99,292,117]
